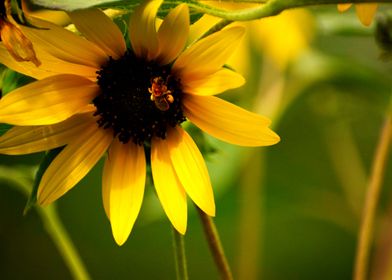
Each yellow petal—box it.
[0,21,40,66]
[337,3,352,12]
[182,68,245,96]
[173,26,245,79]
[183,94,280,147]
[0,44,44,79]
[157,4,189,65]
[38,124,112,206]
[0,74,99,126]
[21,18,107,68]
[167,127,215,216]
[102,139,146,246]
[129,0,162,60]
[151,136,187,234]
[355,3,378,26]
[22,0,71,26]
[188,14,220,45]
[102,158,111,219]
[0,44,98,80]
[68,9,126,59]
[0,110,95,155]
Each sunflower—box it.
[0,0,279,245]
[337,3,378,26]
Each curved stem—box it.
[37,205,91,280]
[167,0,392,21]
[0,167,91,280]
[237,151,264,279]
[197,206,233,280]
[172,227,189,280]
[353,114,392,280]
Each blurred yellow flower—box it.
[243,9,314,71]
[338,3,378,26]
[0,1,279,245]
[198,3,314,73]
[0,0,40,66]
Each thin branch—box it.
[197,206,233,280]
[168,0,392,21]
[172,227,189,280]
[353,114,392,280]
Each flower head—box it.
[0,0,279,245]
[338,3,378,27]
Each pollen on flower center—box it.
[94,50,186,145]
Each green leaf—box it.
[31,0,141,11]
[0,124,12,136]
[24,147,63,214]
[185,124,217,159]
[1,70,35,96]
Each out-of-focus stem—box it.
[0,167,91,280]
[197,206,233,280]
[237,151,264,280]
[353,114,392,280]
[37,205,91,280]
[371,197,392,280]
[324,121,367,217]
[236,62,285,280]
[172,227,189,280]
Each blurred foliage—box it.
[1,4,392,280]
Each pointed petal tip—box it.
[111,219,134,246]
[228,25,246,38]
[202,203,216,217]
[358,16,373,27]
[239,74,246,86]
[129,0,163,59]
[173,222,187,235]
[355,3,378,27]
[193,198,216,217]
[113,231,130,246]
[272,130,281,143]
[36,197,45,206]
[337,3,352,12]
[36,192,53,207]
[156,2,190,64]
[195,200,216,217]
[264,129,281,146]
[360,21,372,27]
[172,3,189,15]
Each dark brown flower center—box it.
[94,50,185,145]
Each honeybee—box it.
[148,76,174,111]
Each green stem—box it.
[324,121,367,218]
[197,206,233,280]
[168,0,392,21]
[353,114,392,280]
[172,227,189,280]
[37,205,91,280]
[0,167,91,280]
[237,151,264,279]
[201,19,233,38]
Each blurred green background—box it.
[1,4,392,280]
